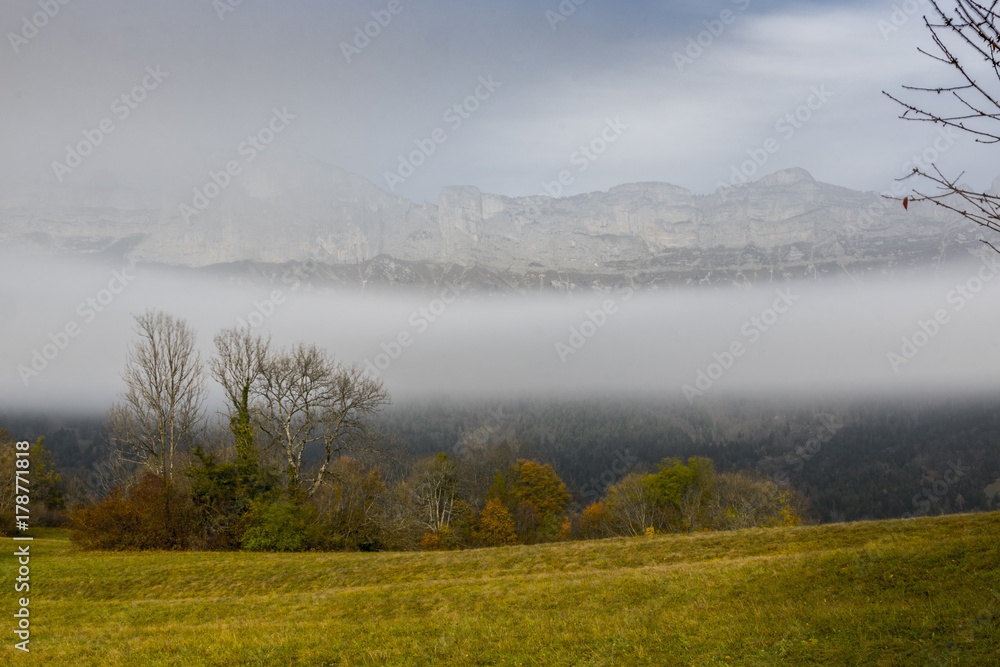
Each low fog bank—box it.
[2,250,999,413]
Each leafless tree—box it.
[604,473,657,537]
[210,328,270,465]
[252,343,390,498]
[84,454,139,501]
[312,456,387,549]
[884,0,1000,251]
[408,454,457,533]
[106,311,206,480]
[453,436,521,510]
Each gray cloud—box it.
[1,0,993,205]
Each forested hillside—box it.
[382,396,1000,522]
[6,395,999,526]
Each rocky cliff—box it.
[0,155,979,291]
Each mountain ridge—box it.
[0,155,979,291]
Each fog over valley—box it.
[5,2,1000,660]
[4,249,999,413]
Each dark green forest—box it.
[7,394,998,525]
[383,395,1000,522]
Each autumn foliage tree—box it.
[74,315,813,553]
[643,457,716,532]
[476,498,517,547]
[496,458,571,543]
[579,501,611,539]
[601,457,804,537]
[604,473,658,537]
[509,459,571,519]
[0,432,64,534]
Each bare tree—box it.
[210,328,270,466]
[453,436,521,510]
[408,454,457,534]
[84,453,139,501]
[107,311,206,480]
[604,473,657,537]
[252,343,390,498]
[313,456,387,549]
[884,0,1000,250]
[705,473,803,530]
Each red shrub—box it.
[70,473,194,550]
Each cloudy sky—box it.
[1,0,994,206]
[4,0,1000,410]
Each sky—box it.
[4,0,1000,412]
[1,0,995,206]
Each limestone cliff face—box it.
[437,186,483,256]
[0,158,977,288]
[423,167,967,275]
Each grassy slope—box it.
[1,513,999,666]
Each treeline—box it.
[1,310,804,551]
[384,396,1000,523]
[0,429,803,550]
[0,433,65,535]
[8,395,999,535]
[10,319,998,540]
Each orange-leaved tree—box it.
[580,501,610,539]
[476,497,517,546]
[507,459,571,540]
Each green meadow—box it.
[2,512,999,666]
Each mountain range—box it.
[1,154,985,292]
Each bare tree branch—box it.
[106,311,206,480]
[211,328,270,465]
[883,1,1000,247]
[251,343,390,498]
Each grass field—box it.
[2,512,999,666]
